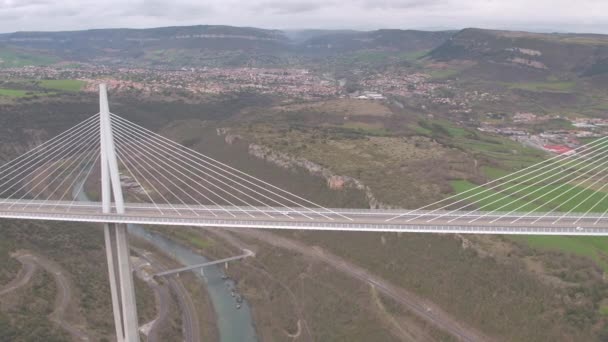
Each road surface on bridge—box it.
[0,200,606,235]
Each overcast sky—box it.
[1,0,608,34]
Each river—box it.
[129,225,258,342]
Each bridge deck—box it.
[0,200,607,235]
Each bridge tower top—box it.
[99,84,125,214]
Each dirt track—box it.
[133,254,172,342]
[1,250,91,341]
[0,252,37,296]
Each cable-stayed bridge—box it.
[2,106,608,235]
[2,84,608,341]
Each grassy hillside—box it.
[430,28,608,77]
[0,46,58,68]
[298,29,453,54]
[0,25,453,68]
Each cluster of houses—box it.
[479,112,608,155]
[352,91,385,100]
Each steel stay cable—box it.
[498,155,608,224]
[7,132,100,209]
[485,152,608,224]
[26,144,101,210]
[111,114,345,220]
[439,143,608,223]
[58,152,100,212]
[111,118,301,218]
[0,119,99,190]
[112,134,206,217]
[387,136,608,222]
[112,129,242,218]
[115,145,182,216]
[114,151,163,216]
[434,142,608,222]
[7,131,100,206]
[526,163,608,224]
[0,123,99,200]
[112,124,292,219]
[0,115,98,176]
[38,146,100,210]
[594,196,608,225]
[551,168,608,224]
[111,116,318,220]
[581,177,608,224]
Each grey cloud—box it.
[0,0,53,9]
[254,1,331,14]
[253,0,445,14]
[122,0,214,19]
[359,0,445,9]
[0,11,21,20]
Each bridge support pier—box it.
[104,223,139,342]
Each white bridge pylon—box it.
[99,84,139,342]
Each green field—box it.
[341,122,391,136]
[39,79,85,92]
[399,49,430,61]
[0,88,30,98]
[504,81,576,93]
[452,157,608,213]
[418,119,546,169]
[0,79,83,99]
[514,235,608,271]
[428,68,461,79]
[452,157,608,273]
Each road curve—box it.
[1,251,91,341]
[0,252,37,296]
[133,255,171,342]
[226,228,491,342]
[148,285,171,342]
[33,254,91,341]
[133,247,201,342]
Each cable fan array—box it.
[389,136,608,225]
[108,113,348,220]
[0,114,101,213]
[0,113,346,220]
[3,110,608,226]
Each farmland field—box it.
[39,79,85,92]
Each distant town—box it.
[1,65,606,156]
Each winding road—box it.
[0,251,91,341]
[133,255,172,342]
[0,252,37,296]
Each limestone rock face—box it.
[327,175,346,190]
[224,134,241,145]
[247,142,390,209]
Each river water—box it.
[129,225,258,342]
